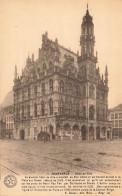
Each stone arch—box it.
[89,126,94,140]
[20,130,25,140]
[89,85,95,98]
[81,125,87,140]
[63,123,70,139]
[73,124,80,139]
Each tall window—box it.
[89,105,94,120]
[82,85,86,97]
[76,85,80,97]
[34,103,37,118]
[49,99,53,115]
[27,105,30,118]
[49,61,53,68]
[42,83,45,95]
[34,86,37,97]
[59,100,63,115]
[69,83,72,95]
[59,80,64,93]
[49,79,53,93]
[41,101,45,116]
[97,107,100,121]
[22,106,24,118]
[89,85,95,98]
[82,105,86,118]
[76,103,79,117]
[69,102,72,115]
[43,63,46,72]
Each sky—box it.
[0,0,122,108]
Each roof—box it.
[0,90,14,108]
[110,104,122,112]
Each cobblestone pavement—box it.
[0,139,122,175]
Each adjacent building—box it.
[109,104,122,139]
[13,6,112,141]
[0,90,14,139]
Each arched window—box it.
[49,99,53,115]
[76,85,80,97]
[43,63,46,72]
[22,105,24,118]
[69,102,72,115]
[89,105,94,120]
[82,105,86,118]
[59,80,64,93]
[59,100,63,115]
[69,83,72,95]
[41,101,45,116]
[34,103,37,118]
[97,107,100,121]
[42,83,45,95]
[34,86,37,97]
[89,85,95,98]
[49,61,53,68]
[49,79,53,93]
[76,103,79,116]
[82,85,86,97]
[27,105,30,118]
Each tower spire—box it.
[15,65,17,79]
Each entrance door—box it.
[81,126,87,140]
[20,130,25,140]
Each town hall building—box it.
[13,6,112,140]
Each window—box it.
[49,79,53,93]
[82,85,86,97]
[43,63,46,72]
[59,100,63,115]
[97,107,100,121]
[49,61,53,68]
[82,105,86,118]
[76,86,80,97]
[49,99,53,115]
[42,83,45,95]
[115,113,118,119]
[34,103,37,118]
[27,105,30,118]
[34,86,37,97]
[112,120,114,127]
[89,85,95,98]
[69,102,72,115]
[22,106,24,118]
[76,103,79,116]
[59,80,64,93]
[41,101,45,116]
[89,105,94,120]
[69,83,72,95]
[28,88,30,98]
[119,120,122,127]
[119,113,122,119]
[115,120,118,127]
[111,114,114,119]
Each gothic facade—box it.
[13,7,112,140]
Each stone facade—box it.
[13,7,112,140]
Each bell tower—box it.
[80,4,96,60]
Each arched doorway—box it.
[96,127,100,140]
[81,125,87,140]
[20,130,25,140]
[49,125,55,139]
[102,127,106,139]
[89,126,94,140]
[63,124,70,139]
[73,125,79,139]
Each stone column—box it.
[94,126,96,140]
[87,127,89,140]
[70,128,72,140]
[61,126,63,140]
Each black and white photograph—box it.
[0,0,122,195]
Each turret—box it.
[105,65,108,86]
